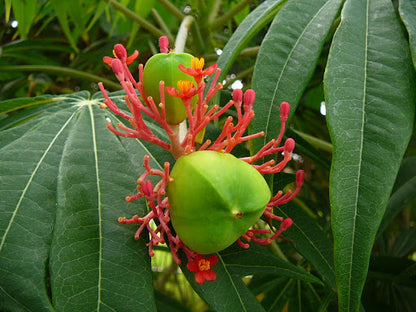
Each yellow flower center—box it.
[191,57,205,71]
[198,259,210,271]
[177,80,194,93]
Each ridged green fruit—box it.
[168,151,271,254]
[142,52,195,124]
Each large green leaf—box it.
[250,0,343,153]
[324,0,416,311]
[0,92,158,311]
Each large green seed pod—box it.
[142,52,195,125]
[168,151,271,254]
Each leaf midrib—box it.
[346,1,369,309]
[88,104,104,311]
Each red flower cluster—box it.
[100,37,304,284]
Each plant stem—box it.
[174,15,195,53]
[211,0,251,30]
[151,8,175,43]
[104,0,165,38]
[292,129,333,153]
[0,65,121,90]
[156,0,185,21]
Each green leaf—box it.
[323,0,416,311]
[399,0,416,67]
[220,243,322,285]
[377,157,416,238]
[215,0,287,81]
[250,0,343,153]
[277,202,336,291]
[9,0,41,38]
[0,92,158,311]
[181,253,266,312]
[0,96,60,114]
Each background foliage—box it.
[1,0,416,311]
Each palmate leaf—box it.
[0,92,159,311]
[324,0,416,311]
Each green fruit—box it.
[142,52,196,124]
[168,151,271,254]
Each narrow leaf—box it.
[324,0,416,311]
[399,0,416,67]
[215,0,287,81]
[250,0,343,153]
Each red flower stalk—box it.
[100,36,304,284]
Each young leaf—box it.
[324,0,416,311]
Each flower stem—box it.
[104,0,165,38]
[174,15,195,53]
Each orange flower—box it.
[179,57,217,84]
[165,80,196,99]
[103,44,139,67]
[187,254,218,284]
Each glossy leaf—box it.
[324,0,416,311]
[0,92,158,311]
[250,0,343,152]
[215,0,287,82]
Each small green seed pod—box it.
[168,151,271,254]
[142,52,196,124]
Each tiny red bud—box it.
[280,218,293,231]
[159,36,169,53]
[114,44,127,61]
[232,89,243,104]
[280,102,290,122]
[296,169,305,186]
[111,59,124,81]
[243,89,256,111]
[284,138,295,154]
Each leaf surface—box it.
[250,0,343,152]
[0,92,159,311]
[324,0,416,310]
